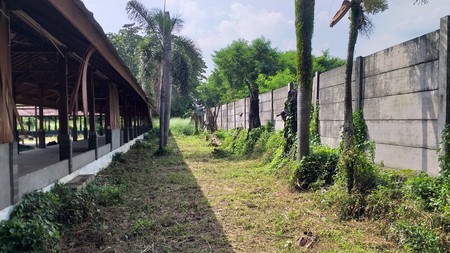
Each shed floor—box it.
[18,136,107,177]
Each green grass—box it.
[58,130,400,252]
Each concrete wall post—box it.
[244,98,247,129]
[312,72,320,106]
[226,103,229,131]
[438,16,450,173]
[271,89,274,124]
[234,101,236,129]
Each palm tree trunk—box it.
[159,11,172,149]
[248,83,261,131]
[343,3,360,150]
[296,0,315,161]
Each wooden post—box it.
[105,81,112,145]
[87,67,97,156]
[72,99,78,141]
[38,86,45,148]
[57,51,72,170]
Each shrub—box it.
[0,217,60,253]
[405,174,450,213]
[291,145,339,190]
[0,182,125,252]
[10,192,60,222]
[337,148,378,194]
[112,152,126,163]
[393,221,441,253]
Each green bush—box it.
[0,217,60,253]
[10,192,60,222]
[0,182,125,252]
[337,148,378,194]
[112,152,126,163]
[405,174,450,213]
[291,145,339,190]
[393,221,441,253]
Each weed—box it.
[112,152,126,163]
[291,145,339,191]
[310,102,321,146]
[337,147,378,194]
[393,221,441,253]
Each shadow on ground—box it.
[60,134,234,253]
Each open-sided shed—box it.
[0,0,153,216]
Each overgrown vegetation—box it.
[211,109,450,252]
[4,116,450,252]
[0,182,125,252]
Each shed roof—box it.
[8,0,154,113]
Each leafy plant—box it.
[310,103,320,146]
[291,145,339,190]
[337,147,378,194]
[393,221,441,253]
[112,152,126,163]
[0,217,60,253]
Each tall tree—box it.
[295,0,315,160]
[126,0,204,149]
[107,24,143,85]
[330,0,387,150]
[213,37,279,131]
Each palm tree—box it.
[295,0,315,160]
[330,0,387,150]
[126,0,204,149]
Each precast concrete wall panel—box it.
[363,91,439,120]
[363,61,439,98]
[363,31,439,77]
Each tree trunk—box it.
[295,0,315,161]
[343,3,360,150]
[159,11,172,149]
[248,84,261,131]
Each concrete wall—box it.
[0,144,11,210]
[313,30,442,174]
[212,16,449,175]
[72,150,96,171]
[98,144,111,158]
[18,160,69,198]
[213,86,292,132]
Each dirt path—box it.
[60,134,395,253]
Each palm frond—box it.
[126,1,151,32]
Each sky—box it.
[82,0,450,76]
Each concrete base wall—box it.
[0,144,11,210]
[0,133,145,221]
[18,160,69,199]
[98,144,111,158]
[72,150,95,171]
